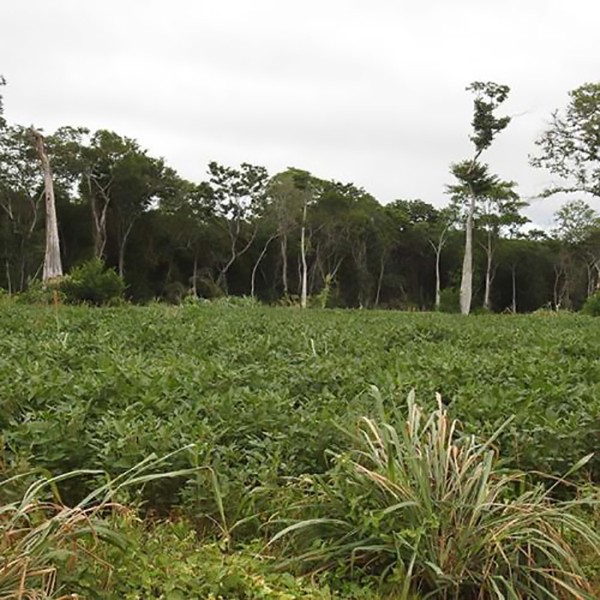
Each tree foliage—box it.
[0,80,599,311]
[455,82,512,314]
[532,82,600,198]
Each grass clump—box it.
[0,451,195,599]
[271,391,600,599]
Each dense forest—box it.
[1,76,599,313]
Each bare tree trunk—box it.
[300,200,308,309]
[584,255,600,295]
[5,259,12,295]
[217,221,257,294]
[585,261,594,297]
[251,233,277,298]
[32,128,63,282]
[280,234,288,295]
[483,231,493,311]
[117,222,135,279]
[429,229,448,311]
[87,176,111,260]
[460,195,475,315]
[374,253,386,308]
[428,241,443,310]
[434,246,442,310]
[553,265,561,309]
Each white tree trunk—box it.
[483,231,493,311]
[435,247,442,310]
[280,234,288,295]
[459,196,475,315]
[251,233,277,298]
[374,253,385,308]
[32,128,63,282]
[300,200,308,309]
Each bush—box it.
[61,259,125,306]
[437,287,460,313]
[582,291,600,316]
[272,392,600,599]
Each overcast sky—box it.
[2,0,599,226]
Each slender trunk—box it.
[434,246,442,310]
[251,233,277,298]
[553,265,561,309]
[191,253,198,297]
[5,259,11,295]
[281,234,288,295]
[88,176,111,260]
[429,233,447,311]
[117,221,135,279]
[511,264,517,313]
[32,128,63,282]
[217,220,257,294]
[585,262,594,297]
[300,200,308,309]
[483,231,493,311]
[374,253,386,308]
[459,194,475,315]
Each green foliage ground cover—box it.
[1,303,600,596]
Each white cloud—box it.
[2,0,599,225]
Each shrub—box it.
[61,259,125,306]
[438,287,460,313]
[271,392,600,599]
[582,291,600,316]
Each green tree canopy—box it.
[532,82,600,198]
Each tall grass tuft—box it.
[0,450,195,599]
[270,391,600,599]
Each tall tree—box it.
[158,177,215,297]
[422,206,458,310]
[109,151,167,277]
[0,125,45,291]
[208,161,269,293]
[31,128,63,282]
[291,170,312,308]
[47,127,168,277]
[553,199,600,302]
[46,128,132,261]
[532,82,600,200]
[267,169,307,296]
[450,167,526,310]
[455,82,511,315]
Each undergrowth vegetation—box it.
[1,303,600,597]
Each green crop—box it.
[1,303,600,596]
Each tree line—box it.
[0,78,599,312]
